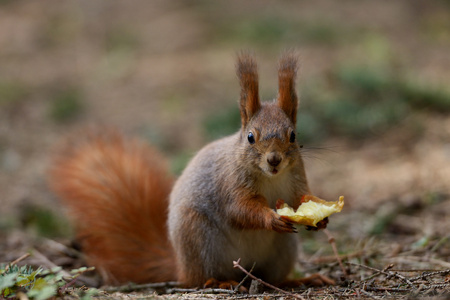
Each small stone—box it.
[249,279,263,294]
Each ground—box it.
[1,0,450,299]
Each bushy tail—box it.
[48,128,177,284]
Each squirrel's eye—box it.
[289,131,296,143]
[248,132,255,144]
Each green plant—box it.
[0,264,96,300]
[49,87,84,123]
[20,204,72,238]
[399,79,450,112]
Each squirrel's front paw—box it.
[271,214,297,233]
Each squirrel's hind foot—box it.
[279,273,335,288]
[203,278,248,293]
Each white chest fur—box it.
[220,170,298,280]
[257,171,295,208]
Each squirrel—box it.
[49,53,331,289]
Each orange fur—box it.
[48,129,176,284]
[237,53,260,128]
[277,53,298,124]
[227,191,296,233]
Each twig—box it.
[429,258,450,268]
[386,255,450,268]
[323,229,348,276]
[364,286,410,293]
[233,258,305,300]
[103,281,180,293]
[348,262,381,274]
[42,238,81,258]
[9,253,31,266]
[58,277,79,295]
[358,288,378,298]
[430,234,449,253]
[58,267,96,294]
[166,288,235,294]
[234,261,256,293]
[348,262,415,288]
[359,264,393,282]
[31,248,71,278]
[3,253,31,273]
[409,269,450,282]
[428,282,450,289]
[165,288,197,293]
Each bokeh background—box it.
[1,0,449,272]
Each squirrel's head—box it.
[236,52,302,177]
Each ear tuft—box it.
[278,52,299,125]
[237,52,260,128]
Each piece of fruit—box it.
[276,195,344,227]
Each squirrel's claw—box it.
[272,215,297,233]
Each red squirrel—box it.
[49,53,329,288]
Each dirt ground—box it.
[1,0,450,299]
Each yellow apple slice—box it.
[276,195,344,227]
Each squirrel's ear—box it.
[277,53,298,125]
[237,53,260,128]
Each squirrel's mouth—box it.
[260,163,284,177]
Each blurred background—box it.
[1,0,449,269]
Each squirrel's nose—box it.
[267,153,282,167]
